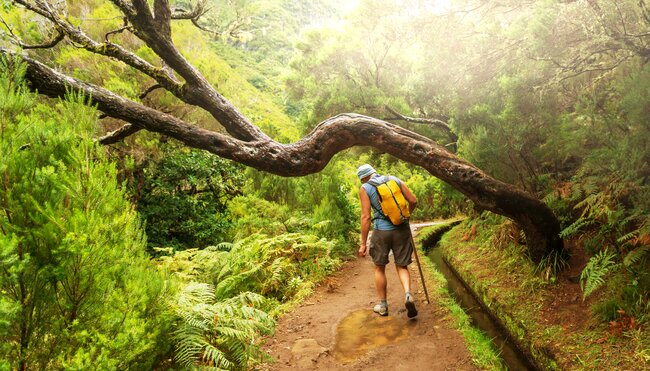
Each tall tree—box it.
[0,0,563,262]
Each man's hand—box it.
[359,187,371,258]
[358,244,367,257]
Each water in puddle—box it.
[332,309,416,362]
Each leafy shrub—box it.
[0,59,172,369]
[137,144,245,251]
[593,298,622,322]
[226,195,294,239]
[160,233,341,305]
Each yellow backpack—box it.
[368,178,410,225]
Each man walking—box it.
[356,164,418,318]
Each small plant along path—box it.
[261,224,478,370]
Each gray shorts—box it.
[369,225,413,266]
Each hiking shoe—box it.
[373,302,388,316]
[405,293,418,318]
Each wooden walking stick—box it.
[409,226,430,304]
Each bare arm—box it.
[400,181,418,213]
[359,186,372,257]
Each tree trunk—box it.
[1,49,564,263]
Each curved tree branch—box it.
[171,1,241,38]
[13,0,182,95]
[98,124,142,145]
[139,84,163,99]
[385,106,458,150]
[111,0,270,142]
[104,25,132,43]
[153,0,172,39]
[3,48,563,263]
[11,0,268,142]
[171,0,207,20]
[189,18,222,37]
[385,106,450,130]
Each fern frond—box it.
[201,341,233,370]
[179,283,215,304]
[174,281,273,370]
[574,186,610,219]
[214,326,249,340]
[623,245,650,267]
[215,242,234,252]
[232,290,263,303]
[173,327,203,367]
[580,249,619,300]
[617,230,639,244]
[214,264,262,298]
[560,217,595,238]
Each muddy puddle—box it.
[332,309,416,362]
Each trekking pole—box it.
[409,226,430,304]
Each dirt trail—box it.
[261,224,478,370]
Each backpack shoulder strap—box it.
[362,181,386,221]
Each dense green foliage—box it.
[0,60,172,369]
[157,230,342,368]
[171,284,273,369]
[0,58,345,370]
[136,143,245,251]
[437,218,648,369]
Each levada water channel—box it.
[424,225,538,370]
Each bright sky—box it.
[339,0,453,15]
[424,0,452,14]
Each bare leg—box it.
[395,265,411,293]
[397,264,418,318]
[374,265,387,300]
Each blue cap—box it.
[356,164,376,180]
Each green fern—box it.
[623,245,650,267]
[580,249,619,300]
[559,217,595,238]
[215,242,234,251]
[617,230,639,245]
[161,232,342,368]
[173,283,273,370]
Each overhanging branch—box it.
[13,0,182,95]
[14,0,265,142]
[104,25,132,42]
[171,0,207,20]
[98,123,143,144]
[139,84,163,99]
[385,106,451,130]
[4,47,562,262]
[385,106,458,149]
[110,0,270,142]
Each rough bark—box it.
[1,49,563,263]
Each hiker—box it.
[356,164,418,318]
